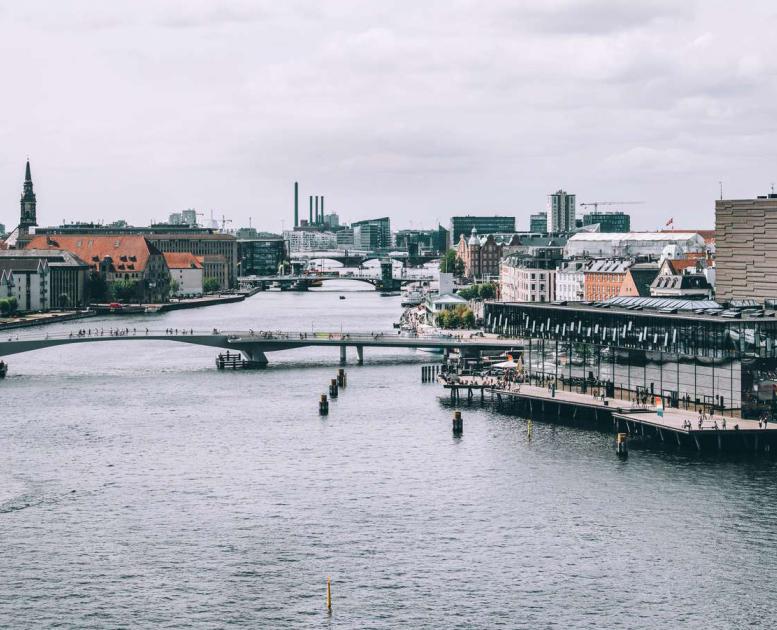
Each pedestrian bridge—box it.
[0,329,522,365]
[238,272,434,291]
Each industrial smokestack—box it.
[294,182,299,227]
[309,196,313,224]
[321,196,325,224]
[315,196,319,225]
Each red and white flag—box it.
[665,217,674,227]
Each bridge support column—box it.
[238,348,268,365]
[356,345,363,365]
[340,345,347,365]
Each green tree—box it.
[0,298,11,316]
[440,249,457,274]
[112,280,139,303]
[435,310,450,328]
[454,257,465,278]
[477,283,496,299]
[87,271,110,303]
[203,277,221,293]
[169,279,180,295]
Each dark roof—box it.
[628,266,660,296]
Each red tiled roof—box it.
[164,252,203,269]
[26,234,160,273]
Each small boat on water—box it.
[380,291,400,297]
[339,295,346,300]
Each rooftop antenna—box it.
[771,183,775,195]
[249,216,253,228]
[719,180,723,200]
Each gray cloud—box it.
[0,0,776,232]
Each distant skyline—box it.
[2,1,776,233]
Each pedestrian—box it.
[722,417,726,430]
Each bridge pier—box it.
[236,347,268,365]
[356,345,364,365]
[340,345,347,365]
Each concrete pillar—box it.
[340,345,347,364]
[238,347,268,365]
[356,345,364,365]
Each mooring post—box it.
[319,394,329,415]
[452,410,463,435]
[329,378,338,398]
[338,368,347,388]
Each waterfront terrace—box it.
[484,297,777,419]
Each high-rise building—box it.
[549,190,575,233]
[716,194,777,302]
[529,212,548,233]
[450,216,515,245]
[582,211,630,233]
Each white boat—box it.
[401,284,427,307]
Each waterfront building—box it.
[484,297,777,419]
[237,236,289,276]
[556,259,589,302]
[529,212,548,234]
[0,249,90,311]
[0,257,48,312]
[499,249,561,303]
[0,223,6,237]
[549,190,575,234]
[583,258,632,301]
[450,216,515,246]
[351,217,391,249]
[715,194,777,303]
[456,228,504,280]
[582,211,630,233]
[35,223,238,289]
[27,234,170,303]
[565,232,706,259]
[619,262,659,298]
[163,252,203,297]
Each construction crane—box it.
[579,201,644,212]
[220,214,233,232]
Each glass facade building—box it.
[484,299,777,418]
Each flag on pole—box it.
[665,218,674,227]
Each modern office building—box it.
[351,217,391,248]
[582,211,630,233]
[549,190,575,233]
[450,216,515,246]
[484,298,777,419]
[716,194,777,303]
[529,212,548,234]
[238,236,289,276]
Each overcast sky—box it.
[1,0,775,233]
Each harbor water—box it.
[2,284,777,628]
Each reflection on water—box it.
[1,289,777,629]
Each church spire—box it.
[19,158,37,231]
